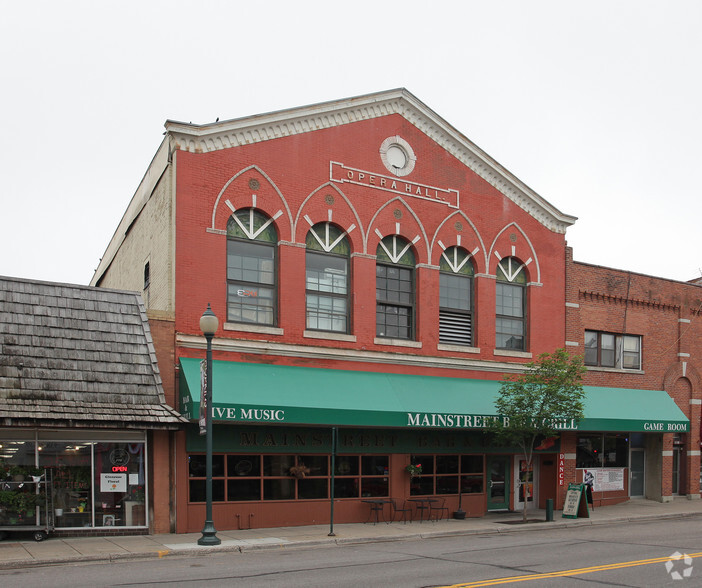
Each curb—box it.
[2,511,702,570]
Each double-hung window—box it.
[226,209,277,325]
[376,235,415,340]
[439,246,474,346]
[495,257,527,350]
[584,330,641,369]
[305,223,350,333]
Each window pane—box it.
[227,456,260,477]
[227,241,275,284]
[306,252,347,294]
[496,318,524,350]
[227,284,275,325]
[361,478,389,497]
[461,455,483,474]
[409,476,433,496]
[436,455,459,474]
[189,479,225,502]
[94,442,146,527]
[334,477,359,498]
[622,335,641,369]
[335,456,359,476]
[38,442,91,528]
[461,474,483,494]
[306,294,347,332]
[298,455,328,476]
[576,435,603,468]
[584,331,598,365]
[496,283,523,317]
[263,479,295,500]
[298,478,328,499]
[603,434,629,467]
[263,455,294,476]
[362,456,389,476]
[436,476,458,494]
[227,479,260,501]
[600,333,615,367]
[440,273,471,311]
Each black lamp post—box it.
[198,304,221,546]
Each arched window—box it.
[439,247,474,346]
[376,235,415,340]
[495,257,527,350]
[305,223,350,333]
[226,209,277,325]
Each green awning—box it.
[179,358,688,433]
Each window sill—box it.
[224,322,284,336]
[437,344,481,354]
[493,349,532,359]
[374,338,422,349]
[304,330,357,343]
[585,366,644,375]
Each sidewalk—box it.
[1,497,702,569]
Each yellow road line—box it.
[442,550,702,587]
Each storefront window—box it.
[187,453,389,502]
[576,435,603,468]
[410,454,484,496]
[0,433,148,530]
[188,454,225,502]
[577,434,629,469]
[461,455,484,494]
[603,434,628,467]
[39,442,92,528]
[94,443,146,527]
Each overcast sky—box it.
[1,1,700,286]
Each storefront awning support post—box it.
[328,426,337,537]
[198,304,221,546]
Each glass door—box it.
[630,448,645,497]
[515,458,536,510]
[487,456,510,511]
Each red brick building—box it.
[92,89,690,532]
[564,250,702,506]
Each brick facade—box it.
[565,247,702,502]
[91,90,699,531]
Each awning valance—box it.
[179,358,688,433]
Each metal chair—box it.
[429,497,449,521]
[390,499,412,524]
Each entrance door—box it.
[630,448,645,497]
[672,447,681,494]
[487,456,510,511]
[515,458,536,510]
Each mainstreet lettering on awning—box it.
[178,359,689,433]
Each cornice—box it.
[578,289,681,312]
[165,89,576,234]
[176,333,530,375]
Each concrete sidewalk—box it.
[1,497,702,569]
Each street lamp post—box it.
[198,304,221,546]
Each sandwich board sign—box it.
[562,483,590,519]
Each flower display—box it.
[405,463,423,477]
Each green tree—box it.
[488,348,586,522]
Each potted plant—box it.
[8,465,25,482]
[289,464,311,479]
[405,463,423,478]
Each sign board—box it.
[562,483,590,519]
[584,468,624,492]
[100,473,127,493]
[199,359,207,436]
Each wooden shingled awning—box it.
[0,276,186,430]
